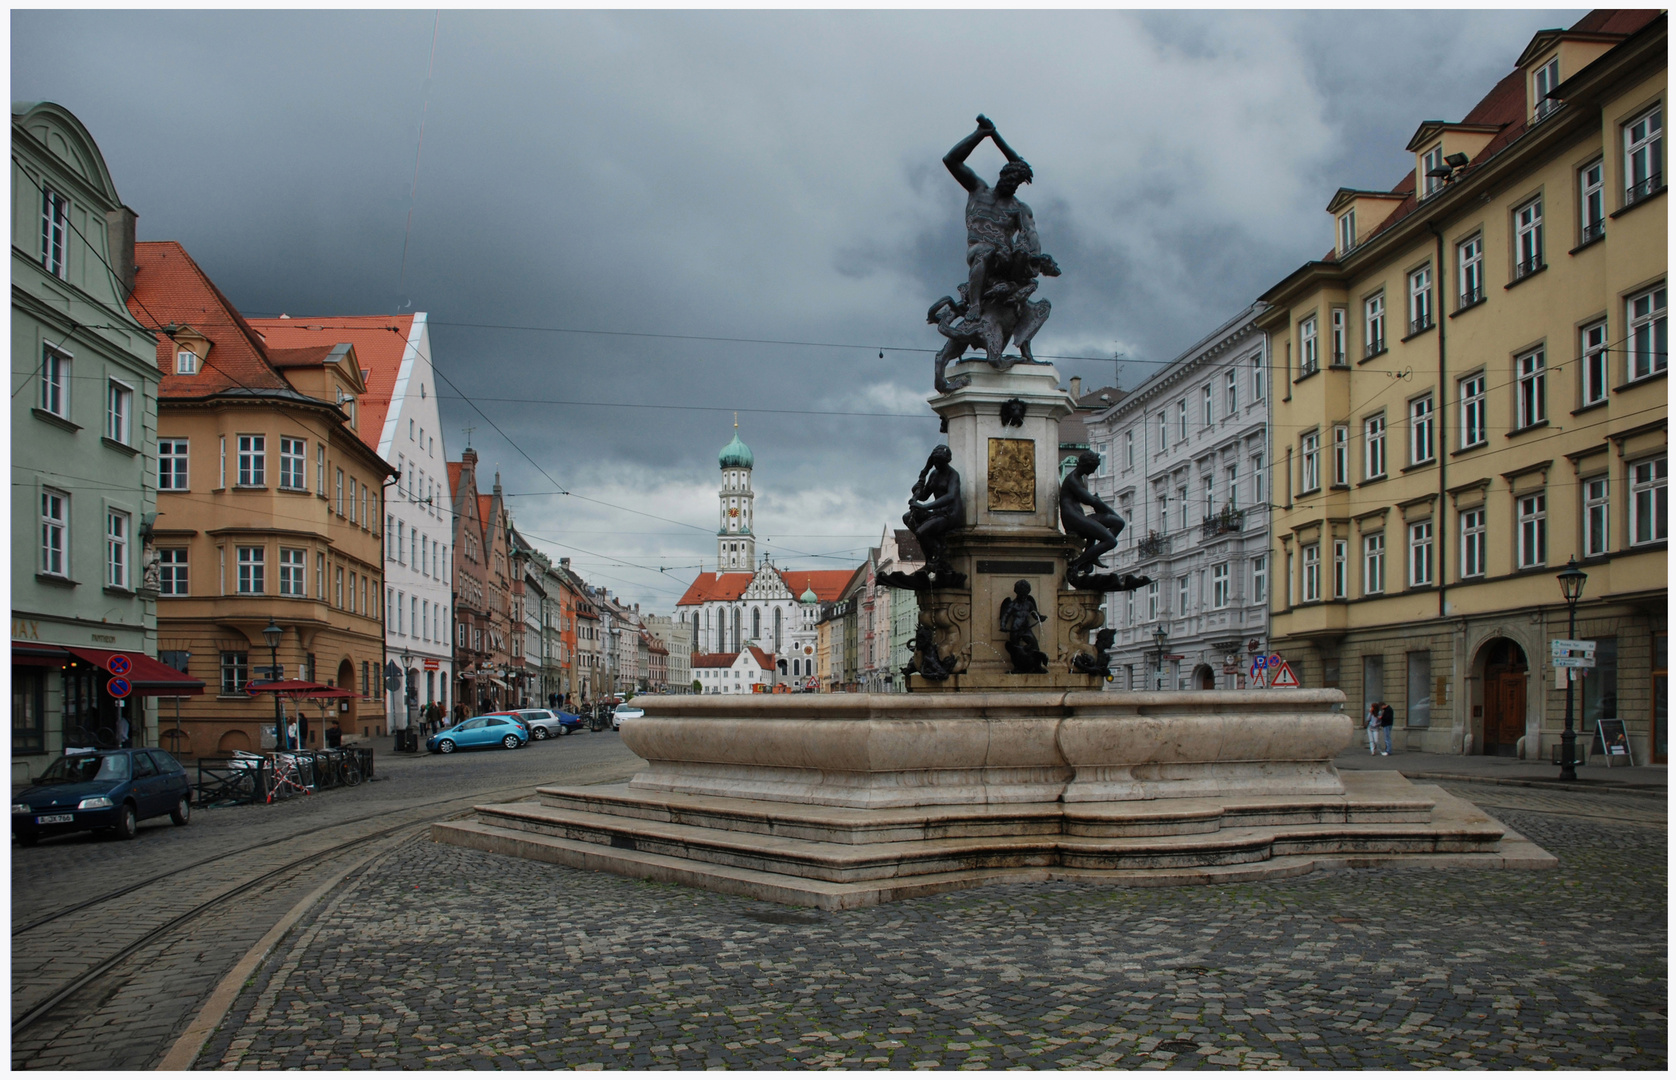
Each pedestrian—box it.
[1365,703,1381,755]
[286,716,299,751]
[116,710,131,749]
[1378,700,1396,755]
[298,709,310,748]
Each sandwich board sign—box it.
[1268,659,1300,689]
[1595,718,1633,767]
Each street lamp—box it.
[1556,557,1588,781]
[400,649,414,751]
[1153,626,1170,691]
[262,618,284,750]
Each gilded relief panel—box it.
[987,438,1035,512]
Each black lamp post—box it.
[401,650,414,751]
[1556,557,1588,781]
[1153,626,1170,690]
[262,618,284,750]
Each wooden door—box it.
[1484,672,1525,753]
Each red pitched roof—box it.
[478,494,494,529]
[692,651,738,668]
[676,572,755,606]
[446,461,463,500]
[746,646,776,669]
[247,314,417,454]
[128,241,293,398]
[781,568,857,602]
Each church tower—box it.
[717,418,756,570]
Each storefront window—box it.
[1580,638,1618,734]
[1406,651,1431,728]
[12,668,46,755]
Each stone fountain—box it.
[434,118,1553,907]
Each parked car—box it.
[12,748,192,845]
[499,709,583,739]
[426,715,529,754]
[612,703,645,731]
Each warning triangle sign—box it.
[1269,660,1300,689]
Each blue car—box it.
[12,748,193,845]
[426,714,529,754]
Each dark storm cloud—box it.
[11,8,1579,608]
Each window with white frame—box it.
[1333,538,1348,599]
[1299,316,1319,375]
[1338,208,1356,254]
[1252,353,1264,401]
[348,477,358,525]
[335,468,344,515]
[1146,580,1158,621]
[1631,456,1667,545]
[1225,369,1238,415]
[1300,430,1320,492]
[1460,508,1486,578]
[159,548,188,595]
[1532,55,1560,120]
[1364,293,1385,356]
[1177,574,1189,615]
[1332,424,1349,486]
[1177,399,1187,443]
[175,348,199,375]
[1579,158,1605,244]
[41,489,67,577]
[1624,105,1663,205]
[106,510,130,589]
[106,380,133,445]
[1226,462,1239,509]
[1421,144,1446,197]
[1331,308,1347,366]
[237,435,265,486]
[1251,555,1267,603]
[1201,384,1212,427]
[220,652,249,696]
[158,439,188,490]
[1363,532,1385,595]
[40,187,67,278]
[316,552,324,599]
[1514,197,1544,278]
[1212,563,1230,609]
[1301,543,1321,602]
[1407,266,1432,334]
[1364,415,1386,479]
[316,445,325,497]
[1124,431,1134,470]
[1580,321,1610,406]
[1455,236,1483,310]
[279,547,306,596]
[1459,372,1486,448]
[1252,451,1265,506]
[40,346,69,418]
[1157,411,1168,451]
[336,566,344,609]
[1583,476,1610,557]
[1409,395,1434,464]
[237,545,265,594]
[1627,284,1667,380]
[1516,348,1546,429]
[279,437,306,490]
[1408,520,1433,587]
[1517,493,1547,568]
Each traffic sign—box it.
[1267,654,1282,670]
[106,654,132,677]
[107,675,132,699]
[1268,660,1300,689]
[384,659,403,691]
[1252,655,1269,670]
[423,658,441,672]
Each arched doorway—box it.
[337,658,360,733]
[1477,638,1527,756]
[1192,664,1216,690]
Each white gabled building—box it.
[248,313,454,732]
[692,646,778,695]
[1084,304,1272,691]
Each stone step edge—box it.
[431,821,1556,911]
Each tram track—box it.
[11,768,633,1050]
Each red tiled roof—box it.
[247,315,416,454]
[446,461,463,500]
[129,241,293,398]
[675,572,755,606]
[776,569,855,602]
[266,345,338,369]
[478,494,494,530]
[1341,9,1661,255]
[746,646,776,669]
[692,651,738,668]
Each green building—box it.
[11,102,183,780]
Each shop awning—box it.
[63,646,206,696]
[244,680,358,699]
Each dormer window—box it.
[1532,56,1560,120]
[1421,145,1445,197]
[1337,209,1356,255]
[175,349,199,375]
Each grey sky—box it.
[12,8,1582,609]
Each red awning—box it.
[244,680,358,699]
[64,647,205,696]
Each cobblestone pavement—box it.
[11,731,642,1071]
[196,793,1666,1070]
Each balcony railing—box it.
[1408,315,1433,336]
[1514,255,1545,281]
[1626,173,1664,207]
[1137,532,1171,559]
[1579,220,1605,246]
[1201,506,1246,539]
[1364,335,1386,359]
[1457,284,1483,309]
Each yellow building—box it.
[131,242,394,756]
[1257,10,1666,763]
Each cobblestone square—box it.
[195,800,1665,1070]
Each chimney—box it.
[559,557,570,569]
[106,206,137,297]
[1069,376,1083,401]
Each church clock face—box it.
[728,508,740,517]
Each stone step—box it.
[465,784,1509,884]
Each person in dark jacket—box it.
[1378,701,1395,755]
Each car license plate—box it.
[36,814,74,825]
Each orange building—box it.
[132,242,394,755]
